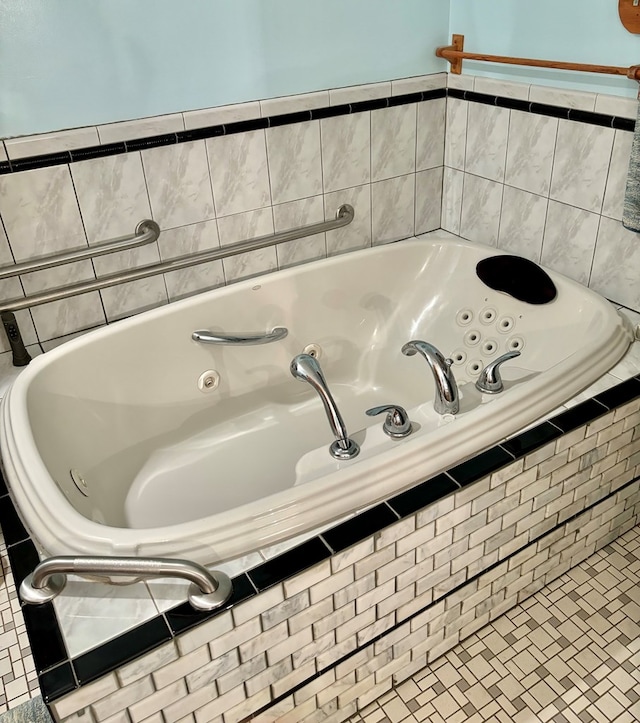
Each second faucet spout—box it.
[290,354,360,460]
[402,340,459,415]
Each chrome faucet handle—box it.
[475,350,521,394]
[366,405,413,438]
[401,340,460,415]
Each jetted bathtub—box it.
[0,237,634,565]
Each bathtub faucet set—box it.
[291,342,522,460]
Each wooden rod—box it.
[436,34,640,81]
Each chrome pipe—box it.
[0,220,160,280]
[19,555,233,611]
[0,205,354,313]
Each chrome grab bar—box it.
[0,204,354,314]
[192,327,288,345]
[0,220,160,280]
[19,555,233,611]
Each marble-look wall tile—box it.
[371,174,415,245]
[549,120,615,214]
[329,82,391,106]
[459,174,503,246]
[528,85,596,111]
[444,98,467,171]
[594,94,638,120]
[273,196,326,269]
[602,130,634,222]
[446,74,474,91]
[183,101,261,130]
[441,167,464,235]
[541,201,600,285]
[99,277,168,322]
[218,208,277,283]
[5,127,100,160]
[416,168,444,236]
[473,77,530,100]
[266,121,322,205]
[70,153,152,243]
[465,103,510,183]
[320,113,371,193]
[0,225,38,351]
[371,105,417,182]
[142,141,214,229]
[416,99,445,172]
[97,114,184,145]
[0,142,7,163]
[497,186,548,263]
[324,184,371,256]
[0,165,87,260]
[505,111,558,197]
[261,91,330,118]
[158,220,224,301]
[207,130,271,217]
[590,217,640,311]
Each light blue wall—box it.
[449,0,640,98]
[0,0,450,138]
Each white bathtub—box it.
[0,237,633,565]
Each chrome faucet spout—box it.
[290,354,360,460]
[402,340,459,415]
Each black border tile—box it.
[422,88,447,102]
[124,133,178,152]
[165,573,256,636]
[464,90,496,106]
[177,125,225,142]
[529,102,570,120]
[550,398,609,432]
[0,495,30,546]
[11,151,71,172]
[321,503,398,553]
[5,538,39,588]
[0,470,8,497]
[0,161,12,174]
[448,446,515,487]
[495,96,531,112]
[69,142,127,162]
[268,110,312,127]
[594,377,640,410]
[501,421,563,458]
[22,603,68,673]
[224,117,269,134]
[39,662,77,703]
[349,98,388,114]
[310,104,351,120]
[248,536,331,592]
[447,88,466,100]
[388,474,459,518]
[612,116,635,132]
[388,92,424,107]
[568,109,613,128]
[73,615,172,685]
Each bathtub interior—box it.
[16,238,630,536]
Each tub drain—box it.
[70,469,89,497]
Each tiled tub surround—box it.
[0,365,637,722]
[442,74,640,316]
[0,74,447,359]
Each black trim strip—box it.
[1,84,632,174]
[321,503,399,553]
[248,536,332,592]
[550,399,609,433]
[22,603,68,673]
[501,421,564,458]
[594,377,640,410]
[388,473,459,518]
[0,496,30,547]
[39,662,76,704]
[447,445,515,486]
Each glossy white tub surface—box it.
[0,237,633,565]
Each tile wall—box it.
[0,75,446,357]
[442,75,640,315]
[43,386,640,722]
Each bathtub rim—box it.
[0,235,634,565]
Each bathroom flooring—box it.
[0,526,638,720]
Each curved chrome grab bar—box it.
[19,555,233,612]
[0,220,160,280]
[192,327,288,345]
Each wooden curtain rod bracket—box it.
[436,34,640,82]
